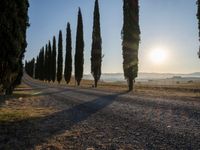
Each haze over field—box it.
[83,72,200,82]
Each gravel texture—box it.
[0,76,200,150]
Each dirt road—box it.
[0,75,200,149]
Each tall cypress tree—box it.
[57,30,63,83]
[64,23,72,84]
[75,8,84,86]
[122,0,140,91]
[52,36,57,82]
[197,0,200,58]
[0,0,29,94]
[37,49,41,80]
[35,56,39,79]
[48,41,52,82]
[44,44,48,81]
[40,47,45,80]
[91,0,102,88]
[25,58,35,78]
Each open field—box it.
[0,75,200,149]
[39,75,200,100]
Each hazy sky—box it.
[26,0,200,74]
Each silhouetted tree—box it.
[57,30,63,83]
[35,56,39,79]
[91,0,102,88]
[75,8,84,86]
[44,44,48,81]
[0,0,29,94]
[197,0,200,58]
[48,41,52,82]
[39,47,45,80]
[52,36,57,82]
[122,0,140,91]
[64,23,72,84]
[25,58,35,78]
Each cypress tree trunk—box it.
[64,23,72,84]
[91,0,102,88]
[94,79,98,88]
[5,86,13,95]
[128,79,133,91]
[122,0,140,91]
[57,30,63,84]
[75,8,84,86]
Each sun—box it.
[150,48,167,64]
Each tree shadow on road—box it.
[0,91,125,149]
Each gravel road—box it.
[0,75,200,150]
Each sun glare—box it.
[150,48,167,64]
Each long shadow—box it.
[0,92,123,149]
[41,87,200,123]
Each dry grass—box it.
[30,76,200,100]
[2,76,198,124]
[0,84,58,124]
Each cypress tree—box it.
[48,41,52,82]
[52,36,57,82]
[31,58,35,78]
[122,0,140,91]
[44,44,48,81]
[57,30,63,83]
[75,8,84,86]
[35,56,39,79]
[197,0,200,58]
[36,47,43,80]
[40,47,45,80]
[64,23,72,84]
[0,0,29,94]
[91,0,102,88]
[25,58,35,78]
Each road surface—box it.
[1,75,200,149]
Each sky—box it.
[26,0,200,74]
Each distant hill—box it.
[188,72,200,76]
[84,72,200,82]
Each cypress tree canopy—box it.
[57,30,63,83]
[25,58,35,78]
[44,44,48,81]
[64,23,72,84]
[0,0,29,94]
[91,0,102,88]
[75,8,84,86]
[48,41,52,82]
[122,0,140,91]
[52,36,57,82]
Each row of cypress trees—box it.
[0,0,29,95]
[25,0,102,87]
[25,0,141,91]
[25,58,35,78]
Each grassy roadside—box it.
[1,77,199,124]
[37,76,200,100]
[0,84,55,124]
